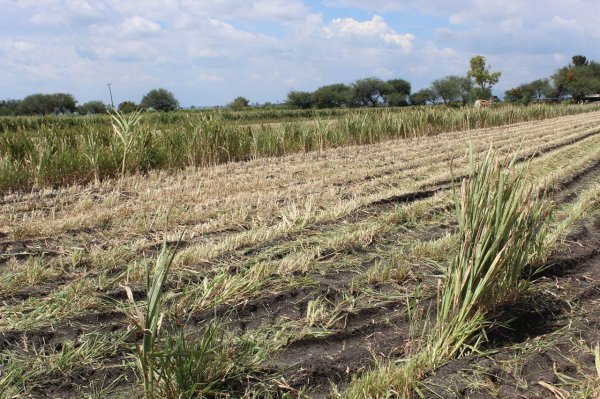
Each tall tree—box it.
[467,55,501,99]
[526,79,553,100]
[78,100,108,115]
[18,93,77,115]
[431,75,473,105]
[572,55,588,67]
[385,79,411,106]
[409,88,438,106]
[552,55,600,101]
[118,101,139,113]
[504,79,553,103]
[312,84,350,108]
[504,88,525,103]
[349,77,392,107]
[228,96,250,111]
[287,90,314,109]
[141,88,179,111]
[0,99,21,116]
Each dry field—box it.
[2,111,600,398]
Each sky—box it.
[1,0,599,107]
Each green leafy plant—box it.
[122,238,177,397]
[122,238,268,399]
[3,104,600,190]
[433,145,548,362]
[108,107,143,176]
[341,145,550,398]
[149,319,266,398]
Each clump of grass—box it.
[122,238,268,399]
[108,107,143,177]
[151,319,267,399]
[431,145,548,362]
[121,236,178,398]
[341,145,549,398]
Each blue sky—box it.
[1,0,599,107]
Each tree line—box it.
[2,54,600,116]
[286,77,412,109]
[506,55,600,103]
[285,55,502,108]
[284,54,600,109]
[0,88,180,116]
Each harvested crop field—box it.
[1,110,600,398]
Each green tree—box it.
[467,55,501,99]
[431,75,473,105]
[504,87,526,103]
[312,84,350,108]
[228,96,250,111]
[18,94,46,114]
[349,77,392,107]
[78,100,108,115]
[118,101,139,113]
[409,88,437,105]
[0,99,22,116]
[470,87,493,101]
[504,79,552,103]
[51,93,78,113]
[287,90,314,109]
[141,88,179,111]
[526,79,553,100]
[457,77,473,104]
[18,93,77,115]
[384,79,411,106]
[552,56,600,101]
[386,79,411,96]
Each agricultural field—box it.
[2,104,600,190]
[1,106,600,398]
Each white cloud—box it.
[0,39,35,52]
[324,15,414,51]
[550,16,578,29]
[382,33,414,49]
[77,40,157,62]
[326,15,390,36]
[2,0,600,106]
[424,44,458,59]
[122,16,162,35]
[196,73,223,82]
[90,16,162,37]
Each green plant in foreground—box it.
[342,146,549,398]
[150,319,267,399]
[432,145,548,363]
[122,238,268,399]
[122,238,177,397]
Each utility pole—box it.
[107,83,114,108]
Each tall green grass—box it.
[431,146,548,363]
[342,146,549,398]
[1,104,599,190]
